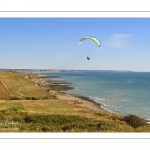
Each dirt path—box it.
[11,75,24,96]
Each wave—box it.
[89,96,111,105]
[90,96,106,101]
[87,96,125,116]
[146,119,150,124]
[101,102,111,107]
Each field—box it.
[0,70,150,132]
[0,70,54,100]
[0,81,9,97]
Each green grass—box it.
[0,111,133,132]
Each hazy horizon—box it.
[1,68,149,73]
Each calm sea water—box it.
[43,71,150,120]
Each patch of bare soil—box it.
[0,81,9,97]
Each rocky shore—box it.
[40,75,111,113]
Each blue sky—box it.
[0,18,150,71]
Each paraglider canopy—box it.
[79,36,100,47]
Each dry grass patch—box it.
[0,71,51,99]
[13,99,95,116]
[0,81,9,97]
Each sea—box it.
[38,71,150,122]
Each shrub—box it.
[123,115,146,128]
[25,97,40,100]
[9,97,20,100]
[24,115,33,123]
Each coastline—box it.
[40,75,123,116]
[40,73,150,124]
[0,70,149,132]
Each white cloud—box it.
[102,34,131,49]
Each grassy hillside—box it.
[0,70,150,132]
[0,70,55,100]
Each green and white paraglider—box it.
[79,36,101,60]
[79,36,100,47]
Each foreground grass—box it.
[0,99,150,132]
